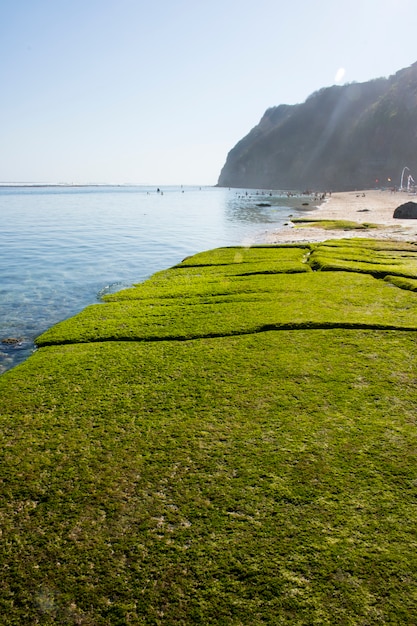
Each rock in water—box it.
[393,201,417,219]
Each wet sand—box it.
[262,189,417,244]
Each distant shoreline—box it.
[0,182,124,188]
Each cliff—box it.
[218,61,417,191]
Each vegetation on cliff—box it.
[2,239,417,624]
[218,62,417,191]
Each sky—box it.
[1,0,417,186]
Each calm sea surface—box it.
[0,185,307,373]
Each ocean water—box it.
[0,185,306,373]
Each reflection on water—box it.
[225,189,310,224]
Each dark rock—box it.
[256,202,271,207]
[393,201,417,219]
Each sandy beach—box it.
[262,189,417,244]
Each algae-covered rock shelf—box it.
[2,239,417,624]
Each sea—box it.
[0,184,309,374]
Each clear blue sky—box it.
[1,0,416,185]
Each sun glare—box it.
[335,67,346,83]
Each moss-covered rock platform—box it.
[2,239,417,624]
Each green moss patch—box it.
[104,246,311,303]
[3,239,417,623]
[310,240,417,278]
[36,271,417,346]
[291,218,379,230]
[176,244,310,266]
[384,275,417,292]
[2,331,417,623]
[314,238,417,252]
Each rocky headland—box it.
[218,61,417,192]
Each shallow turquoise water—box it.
[0,185,304,372]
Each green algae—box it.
[176,244,310,266]
[384,275,417,292]
[309,239,417,278]
[291,218,379,230]
[37,241,417,347]
[2,239,417,624]
[36,271,417,347]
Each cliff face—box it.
[218,62,417,191]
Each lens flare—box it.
[335,67,346,83]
